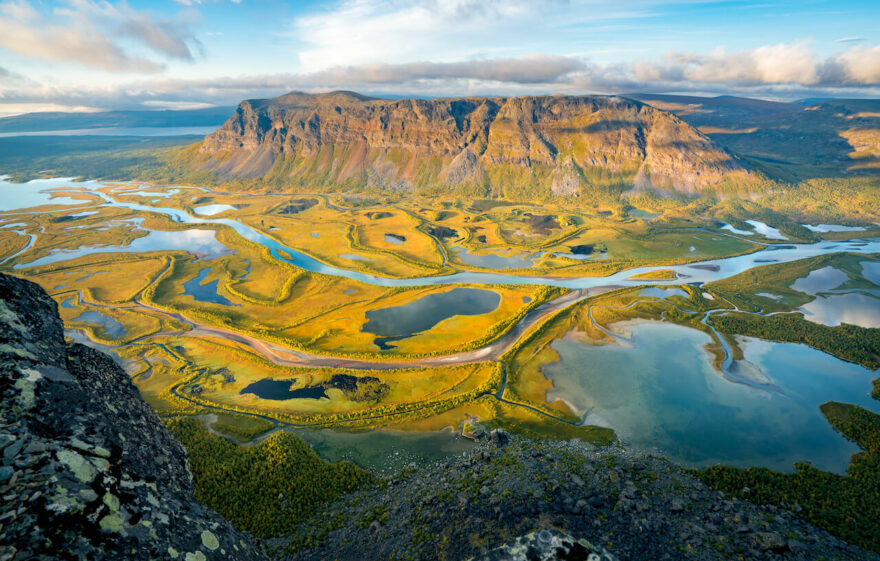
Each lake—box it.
[73,310,127,338]
[14,228,232,269]
[363,287,501,349]
[799,293,880,328]
[541,321,878,472]
[183,268,235,306]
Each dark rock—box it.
[489,429,509,447]
[0,273,266,560]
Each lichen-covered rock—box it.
[0,273,266,561]
[470,529,616,561]
[279,438,879,561]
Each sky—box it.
[0,0,879,115]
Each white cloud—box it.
[829,45,880,85]
[302,55,586,85]
[0,0,201,73]
[611,42,880,90]
[3,42,880,114]
[629,43,820,87]
[292,0,561,71]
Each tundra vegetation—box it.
[0,155,878,552]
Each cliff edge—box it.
[0,273,266,561]
[198,91,754,195]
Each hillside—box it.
[631,93,880,180]
[198,91,755,196]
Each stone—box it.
[0,273,266,561]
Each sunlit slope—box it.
[631,93,880,181]
[197,91,757,196]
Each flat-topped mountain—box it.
[199,91,754,195]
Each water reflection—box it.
[15,228,232,269]
[542,321,878,472]
[363,288,500,349]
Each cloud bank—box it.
[3,42,880,113]
[0,0,200,72]
[0,0,878,113]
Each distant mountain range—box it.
[0,107,234,133]
[627,93,880,181]
[197,91,757,195]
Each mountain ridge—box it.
[198,91,755,196]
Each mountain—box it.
[198,91,755,195]
[0,273,265,560]
[631,93,880,180]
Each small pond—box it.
[183,268,235,306]
[239,379,328,400]
[799,293,880,328]
[803,224,867,233]
[74,311,127,338]
[121,188,185,198]
[862,261,880,285]
[541,321,878,472]
[745,220,787,240]
[363,288,501,349]
[791,266,848,295]
[453,246,537,269]
[720,223,754,236]
[384,234,406,244]
[639,287,687,299]
[194,204,237,216]
[629,209,658,220]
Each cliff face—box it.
[199,91,753,195]
[0,273,266,561]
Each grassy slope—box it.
[165,418,378,539]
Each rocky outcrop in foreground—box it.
[280,431,877,561]
[0,273,265,561]
[199,91,753,194]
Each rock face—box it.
[279,436,878,561]
[199,91,753,195]
[0,273,266,561]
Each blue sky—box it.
[0,0,878,114]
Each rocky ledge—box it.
[279,431,877,561]
[0,273,265,561]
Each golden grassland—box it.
[173,336,498,417]
[4,183,877,443]
[0,231,29,262]
[627,269,679,280]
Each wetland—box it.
[1,175,878,476]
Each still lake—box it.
[542,321,878,473]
